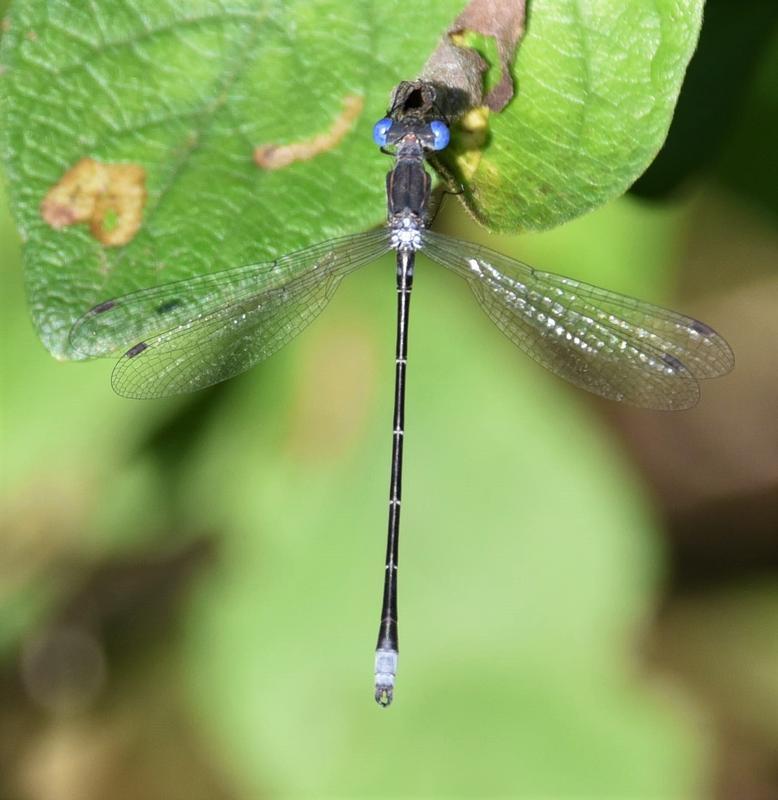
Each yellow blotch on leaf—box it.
[41,158,147,247]
[453,107,490,182]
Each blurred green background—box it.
[1,2,777,799]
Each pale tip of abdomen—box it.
[374,647,398,707]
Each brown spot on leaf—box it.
[41,158,147,247]
[254,95,363,170]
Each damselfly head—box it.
[375,79,452,155]
[372,116,450,152]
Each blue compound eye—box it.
[429,120,450,151]
[373,117,392,147]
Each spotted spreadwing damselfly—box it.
[70,81,734,707]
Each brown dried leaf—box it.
[451,0,526,112]
[419,0,526,118]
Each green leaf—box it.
[446,0,704,231]
[1,0,703,360]
[631,0,778,200]
[0,0,462,358]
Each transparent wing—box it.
[422,231,734,410]
[71,230,389,358]
[112,269,339,398]
[70,229,390,398]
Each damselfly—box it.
[70,80,734,707]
